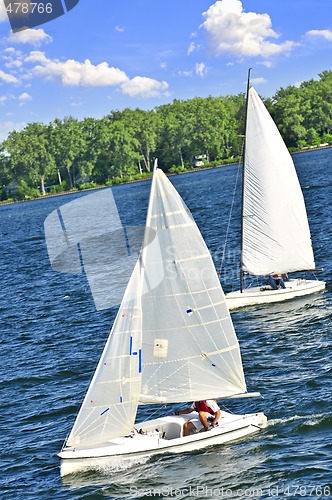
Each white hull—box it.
[226,279,326,310]
[59,411,267,476]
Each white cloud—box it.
[201,0,297,58]
[25,52,129,87]
[18,92,32,102]
[70,101,84,107]
[188,41,196,55]
[0,96,8,104]
[115,25,124,32]
[121,77,169,97]
[0,69,19,84]
[5,59,22,69]
[23,52,169,97]
[251,77,266,86]
[306,29,332,41]
[259,61,274,68]
[2,48,24,72]
[8,28,52,46]
[179,70,193,77]
[195,62,207,77]
[25,50,49,63]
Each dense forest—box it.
[1,70,332,201]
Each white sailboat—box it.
[57,162,267,476]
[225,74,326,310]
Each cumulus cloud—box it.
[121,77,169,97]
[18,92,32,102]
[25,52,129,87]
[306,29,332,41]
[5,59,22,69]
[8,28,52,46]
[22,51,169,97]
[201,0,297,58]
[0,69,19,84]
[251,77,266,86]
[24,50,48,63]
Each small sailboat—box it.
[225,72,326,310]
[54,162,267,476]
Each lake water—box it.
[1,148,331,499]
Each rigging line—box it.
[141,404,168,423]
[218,159,242,277]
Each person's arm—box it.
[175,407,194,415]
[211,409,221,426]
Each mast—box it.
[240,68,251,293]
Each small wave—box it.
[294,413,332,432]
[267,415,305,427]
[267,413,332,435]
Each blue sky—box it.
[0,0,331,141]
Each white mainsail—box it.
[139,169,247,404]
[242,87,315,276]
[66,167,248,448]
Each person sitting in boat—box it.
[268,273,286,290]
[175,400,221,436]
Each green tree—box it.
[3,123,55,195]
[50,117,86,188]
[108,118,141,176]
[272,86,307,147]
[89,112,142,180]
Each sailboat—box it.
[225,73,326,310]
[54,162,267,476]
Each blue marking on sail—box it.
[129,336,133,355]
[120,396,123,403]
[138,349,142,373]
[100,407,110,416]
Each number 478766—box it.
[5,3,53,14]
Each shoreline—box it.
[1,144,331,207]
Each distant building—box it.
[192,154,209,167]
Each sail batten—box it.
[242,87,315,276]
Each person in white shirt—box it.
[175,400,221,436]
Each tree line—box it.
[1,70,332,201]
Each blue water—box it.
[1,148,331,499]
